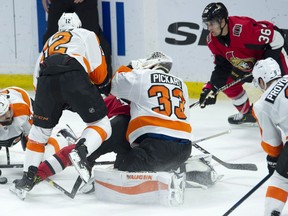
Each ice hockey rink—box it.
[1,98,287,216]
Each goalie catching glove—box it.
[199,82,218,108]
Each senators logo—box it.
[226,51,256,72]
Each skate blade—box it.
[9,184,27,201]
[69,151,90,183]
[229,122,258,128]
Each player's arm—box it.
[199,55,231,108]
[86,33,110,95]
[253,105,283,157]
[264,29,284,63]
[246,21,284,65]
[111,65,139,101]
[210,55,232,88]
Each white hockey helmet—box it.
[58,12,82,31]
[0,94,9,116]
[252,57,282,90]
[142,51,173,73]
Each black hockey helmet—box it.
[202,2,228,23]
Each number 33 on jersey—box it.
[111,65,192,144]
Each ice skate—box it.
[9,183,27,201]
[79,177,95,194]
[69,138,91,183]
[10,166,39,200]
[228,105,257,126]
[271,210,280,216]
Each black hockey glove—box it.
[267,155,278,174]
[199,82,218,108]
[96,75,111,96]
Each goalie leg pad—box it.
[93,168,185,206]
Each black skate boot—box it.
[14,166,39,191]
[271,210,280,216]
[10,166,40,200]
[69,138,91,183]
[228,105,257,126]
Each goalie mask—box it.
[252,57,282,90]
[142,51,173,73]
[58,12,82,31]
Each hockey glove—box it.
[199,82,218,108]
[267,155,278,174]
[96,75,111,96]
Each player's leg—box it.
[223,78,256,125]
[64,68,111,182]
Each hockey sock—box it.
[37,144,76,180]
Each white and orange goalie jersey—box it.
[111,65,192,144]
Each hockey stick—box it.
[192,143,258,171]
[46,175,83,199]
[223,173,272,216]
[0,164,23,168]
[45,160,113,199]
[192,130,231,144]
[189,74,253,108]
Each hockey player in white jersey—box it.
[93,51,192,206]
[11,12,111,195]
[252,57,288,216]
[0,87,33,150]
[111,51,192,172]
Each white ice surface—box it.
[1,99,287,216]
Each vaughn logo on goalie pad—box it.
[93,168,185,206]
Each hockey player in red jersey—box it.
[199,2,288,125]
[252,58,288,216]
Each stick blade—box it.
[221,162,258,171]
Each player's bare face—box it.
[0,108,13,126]
[204,20,222,37]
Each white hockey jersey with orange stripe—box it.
[111,66,192,144]
[0,87,32,145]
[33,28,107,88]
[253,76,288,157]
